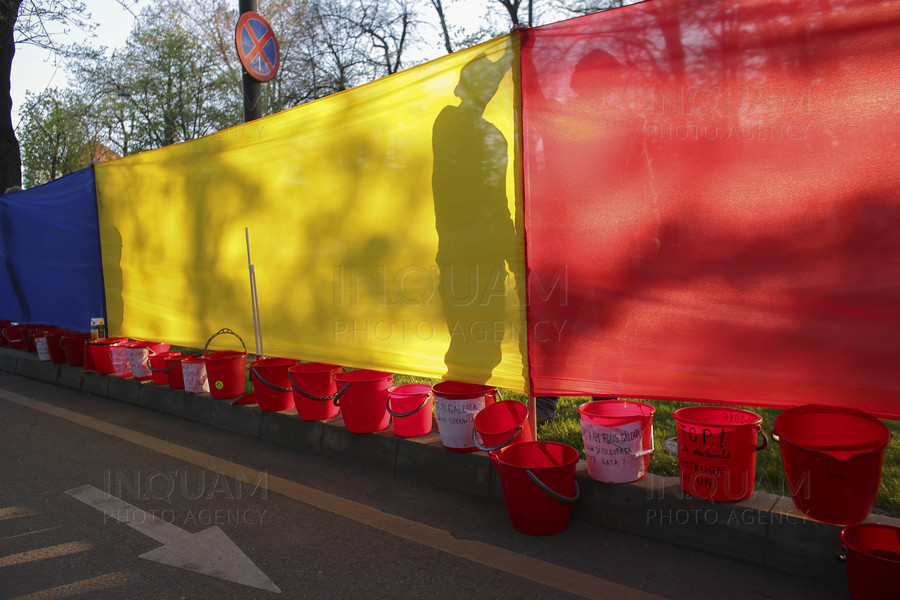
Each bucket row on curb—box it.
[4,320,898,574]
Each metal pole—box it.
[246,228,264,359]
[239,0,261,122]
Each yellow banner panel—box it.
[94,35,527,391]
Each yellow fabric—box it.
[94,35,528,391]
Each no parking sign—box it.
[235,11,280,82]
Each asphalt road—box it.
[0,371,846,600]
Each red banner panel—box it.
[522,0,900,417]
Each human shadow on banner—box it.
[431,41,519,383]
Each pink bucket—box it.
[387,384,434,437]
[126,341,171,381]
[109,343,133,377]
[579,400,655,484]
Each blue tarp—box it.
[0,168,105,331]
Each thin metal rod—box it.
[246,227,264,359]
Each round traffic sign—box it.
[235,11,280,82]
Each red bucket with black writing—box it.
[673,406,768,502]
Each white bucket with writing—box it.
[34,335,51,361]
[181,356,209,394]
[579,400,655,483]
[432,381,498,452]
[109,343,133,377]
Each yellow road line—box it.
[9,571,135,600]
[1,390,667,600]
[0,541,92,568]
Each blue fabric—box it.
[0,168,105,331]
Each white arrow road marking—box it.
[65,484,280,593]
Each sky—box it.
[9,0,605,127]
[10,0,147,127]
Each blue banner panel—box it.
[0,168,105,331]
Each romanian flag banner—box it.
[521,0,900,417]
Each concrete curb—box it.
[2,347,894,586]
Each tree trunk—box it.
[429,0,453,54]
[0,0,22,191]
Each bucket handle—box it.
[472,425,522,453]
[387,392,432,418]
[147,359,177,373]
[755,425,768,452]
[332,384,351,407]
[204,327,247,354]
[251,365,292,393]
[287,371,345,402]
[525,470,580,504]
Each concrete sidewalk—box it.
[2,346,895,587]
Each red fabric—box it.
[521,0,900,418]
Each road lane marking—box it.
[1,390,668,600]
[9,571,135,600]
[0,506,37,521]
[65,484,280,592]
[0,541,92,568]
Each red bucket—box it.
[250,357,297,411]
[287,363,342,421]
[61,332,91,367]
[0,320,10,347]
[473,400,532,453]
[493,441,580,536]
[773,405,891,525]
[164,353,188,389]
[24,326,42,352]
[333,370,393,433]
[840,523,900,600]
[579,400,655,484]
[204,351,247,400]
[387,384,434,437]
[148,351,181,385]
[88,337,129,375]
[673,406,768,502]
[3,326,25,350]
[45,331,69,364]
[432,381,498,452]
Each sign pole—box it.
[239,0,261,122]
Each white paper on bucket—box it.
[581,419,648,483]
[434,396,486,449]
